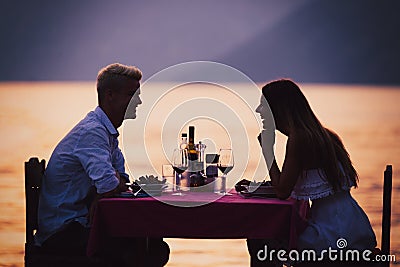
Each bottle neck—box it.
[188,126,198,161]
[188,126,195,149]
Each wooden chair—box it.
[24,157,106,267]
[25,157,45,258]
[380,165,393,267]
[295,165,393,267]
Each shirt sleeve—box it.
[74,126,119,194]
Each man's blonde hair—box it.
[96,63,142,104]
[97,63,142,82]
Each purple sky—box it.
[1,0,399,84]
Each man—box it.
[35,63,169,266]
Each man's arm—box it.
[100,171,128,197]
[74,127,123,195]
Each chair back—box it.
[381,165,392,267]
[25,157,45,245]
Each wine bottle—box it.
[178,133,189,185]
[179,133,188,150]
[188,126,198,161]
[188,126,200,188]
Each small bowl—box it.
[140,183,166,196]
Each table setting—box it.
[86,125,308,258]
[115,124,280,202]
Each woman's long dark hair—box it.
[262,79,358,190]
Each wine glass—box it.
[172,148,188,196]
[217,148,234,195]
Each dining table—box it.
[87,190,309,257]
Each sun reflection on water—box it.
[0,82,399,266]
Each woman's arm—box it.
[269,133,304,199]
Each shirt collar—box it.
[94,106,119,137]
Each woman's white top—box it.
[291,168,377,254]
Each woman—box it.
[249,79,376,266]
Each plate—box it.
[115,191,151,198]
[140,183,167,191]
[139,184,167,196]
[238,185,277,198]
[239,190,277,198]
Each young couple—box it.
[35,63,376,267]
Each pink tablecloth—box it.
[87,192,308,257]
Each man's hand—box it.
[115,171,128,192]
[99,171,128,198]
[88,171,127,225]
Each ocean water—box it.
[0,82,399,266]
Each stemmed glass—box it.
[172,148,188,196]
[217,148,234,195]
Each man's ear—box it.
[105,88,113,101]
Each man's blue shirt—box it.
[35,106,129,245]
